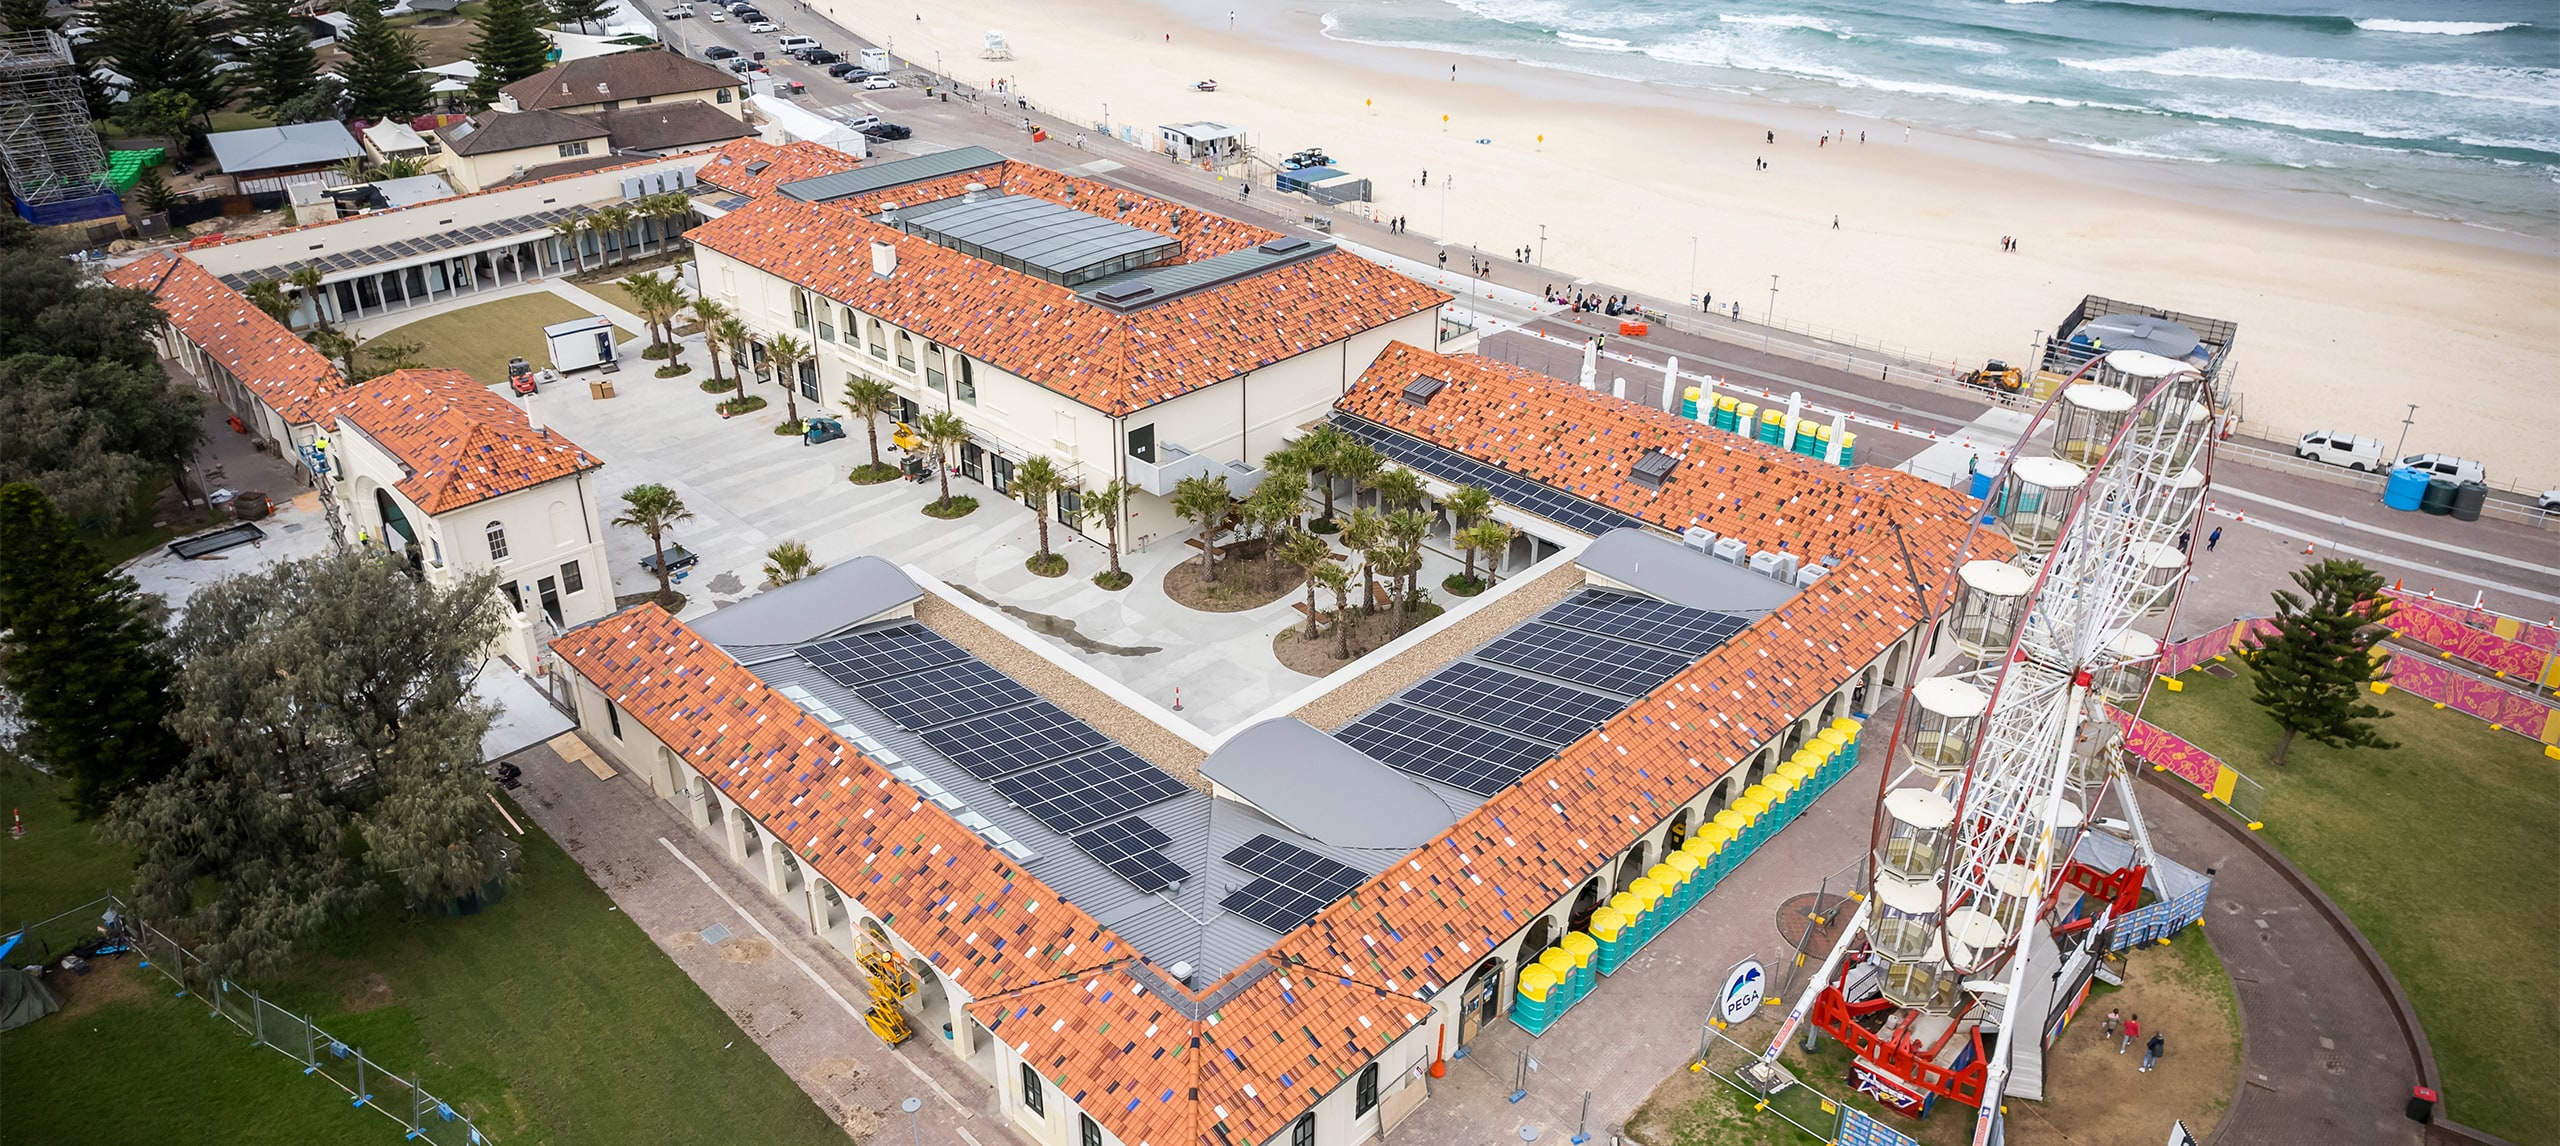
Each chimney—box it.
[597,82,610,95]
[497,92,520,113]
[523,391,545,435]
[870,240,896,277]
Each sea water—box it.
[1314,0,2559,240]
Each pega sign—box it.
[1717,960,1765,1025]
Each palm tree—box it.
[288,266,327,328]
[765,334,809,427]
[1386,507,1431,615]
[841,375,897,476]
[306,327,358,375]
[1444,484,1493,532]
[1332,441,1384,516]
[615,483,694,600]
[916,410,971,511]
[589,205,637,264]
[1342,507,1385,613]
[1082,479,1133,587]
[244,279,293,324]
[626,271,680,355]
[1242,474,1303,589]
[1296,424,1346,523]
[1013,455,1069,573]
[1280,530,1331,639]
[551,217,588,272]
[764,539,820,584]
[638,192,693,252]
[1316,561,1355,659]
[1372,467,1425,513]
[1457,519,1517,587]
[690,297,729,382]
[1368,543,1420,638]
[717,318,755,392]
[374,155,426,180]
[1171,473,1232,582]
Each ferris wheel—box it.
[1794,348,2220,1141]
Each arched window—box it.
[1020,1062,1045,1116]
[1291,1112,1316,1146]
[485,521,509,561]
[1355,1062,1380,1116]
[1079,1113,1103,1146]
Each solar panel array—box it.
[1540,589,1755,657]
[1399,661,1625,746]
[1220,835,1370,932]
[792,623,1192,890]
[1335,703,1555,796]
[1477,622,1695,697]
[1334,414,1645,538]
[1070,820,1190,893]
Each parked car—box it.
[839,67,880,82]
[775,34,819,52]
[2536,489,2560,513]
[839,113,883,132]
[860,122,912,141]
[804,49,840,64]
[746,20,778,32]
[659,4,693,17]
[705,9,723,19]
[827,60,859,77]
[2295,429,2385,472]
[860,74,897,90]
[702,44,738,59]
[726,57,757,74]
[2397,452,2487,484]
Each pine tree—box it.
[230,0,315,116]
[2245,557,2398,766]
[551,0,612,35]
[130,164,179,213]
[467,0,554,103]
[340,0,431,121]
[92,0,228,124]
[0,483,188,818]
[1,0,63,34]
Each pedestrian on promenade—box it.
[2142,1032,2165,1072]
[2178,529,2191,551]
[1731,301,1741,321]
[2102,1007,2119,1039]
[1703,291,1712,310]
[2208,527,2222,550]
[1968,454,1979,477]
[2121,1014,2140,1054]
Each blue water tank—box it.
[2382,466,2428,511]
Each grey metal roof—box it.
[1076,235,1336,311]
[895,194,1178,283]
[1575,528,1801,615]
[1201,718,1456,851]
[691,557,923,662]
[206,122,364,174]
[776,144,1004,204]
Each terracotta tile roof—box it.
[336,368,601,513]
[695,138,861,198]
[499,49,742,112]
[686,186,1446,416]
[811,162,1278,266]
[549,606,1126,1000]
[1339,341,1982,565]
[106,252,346,425]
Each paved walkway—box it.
[501,737,1014,1146]
[2137,780,2425,1146]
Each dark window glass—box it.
[605,699,622,739]
[1127,424,1154,463]
[1292,1113,1316,1146]
[1355,1063,1379,1115]
[1080,1114,1103,1146]
[1020,1063,1045,1116]
[560,560,584,594]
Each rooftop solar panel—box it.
[991,746,1190,834]
[1476,622,1693,697]
[1539,590,1754,657]
[1400,661,1623,746]
[1335,703,1555,795]
[916,699,1111,779]
[1334,415,1644,538]
[1220,835,1368,931]
[798,624,970,686]
[851,659,1035,730]
[1071,820,1189,893]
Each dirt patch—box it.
[839,1103,886,1140]
[1161,546,1295,612]
[662,930,700,949]
[718,937,774,963]
[914,596,1208,783]
[1290,560,1584,731]
[341,971,397,1014]
[1272,622,1359,677]
[50,958,150,1020]
[2014,937,2237,1144]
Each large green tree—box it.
[0,484,188,817]
[105,553,514,979]
[552,0,613,35]
[1,234,166,369]
[2246,557,2398,766]
[2,0,63,34]
[339,0,430,121]
[466,0,553,102]
[92,0,228,124]
[0,355,205,531]
[230,0,315,116]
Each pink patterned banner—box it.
[2106,706,2223,790]
[2386,592,2560,667]
[2380,656,2560,741]
[2159,618,2279,677]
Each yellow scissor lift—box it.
[857,929,916,1046]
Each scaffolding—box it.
[0,30,109,208]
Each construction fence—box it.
[12,897,494,1145]
[1690,1022,1931,1146]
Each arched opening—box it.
[1708,781,1731,817]
[1457,957,1505,1050]
[1747,751,1770,787]
[1615,844,1648,890]
[1822,691,1844,724]
[815,881,853,953]
[1783,722,1805,755]
[741,814,765,859]
[372,488,422,570]
[1853,667,1875,715]
[1666,809,1692,851]
[1519,914,1556,958]
[1567,877,1604,934]
[906,956,954,1046]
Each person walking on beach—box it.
[2102,1007,2119,1040]
[1421,169,1428,186]
[1832,215,1840,229]
[1766,129,1774,144]
[2121,1014,2140,1054]
[2142,1031,2165,1072]
[2208,526,2223,551]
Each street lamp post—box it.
[1689,235,1698,308]
[1102,101,1110,135]
[1538,223,1546,267]
[1439,174,1451,240]
[902,1097,921,1146]
[1764,275,1779,351]
[2392,403,2418,465]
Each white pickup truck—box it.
[659,3,693,16]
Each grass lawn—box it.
[2144,663,2558,1142]
[388,293,633,388]
[0,761,843,1145]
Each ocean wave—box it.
[1441,0,1684,34]
[1716,13,1836,33]
[1906,35,2007,55]
[2059,46,2560,108]
[2351,19,2528,36]
[2050,138,2222,163]
[1554,31,1640,52]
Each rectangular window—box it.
[798,359,819,401]
[840,306,858,345]
[1127,424,1155,463]
[869,317,888,359]
[816,307,835,343]
[500,580,524,612]
[718,87,733,103]
[924,360,945,393]
[558,141,591,157]
[955,356,977,405]
[1056,485,1080,528]
[1020,1064,1045,1116]
[560,560,584,593]
[486,521,509,561]
[792,290,811,331]
[960,442,984,482]
[896,331,914,371]
[605,699,623,740]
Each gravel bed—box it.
[913,597,1211,787]
[1290,561,1586,732]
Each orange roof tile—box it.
[686,188,1446,416]
[549,606,1128,1000]
[695,138,862,198]
[336,368,602,513]
[106,252,346,425]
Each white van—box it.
[2295,429,2384,472]
[775,35,820,53]
[2397,452,2487,485]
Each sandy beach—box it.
[811,0,2560,488]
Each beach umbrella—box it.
[1661,356,1681,412]
[1783,391,1803,452]
[1579,339,1597,389]
[1826,412,1846,465]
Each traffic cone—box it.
[9,808,20,840]
[2304,542,2316,555]
[1172,687,1183,712]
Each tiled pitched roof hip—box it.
[336,368,602,513]
[499,50,743,111]
[695,138,861,198]
[105,253,346,425]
